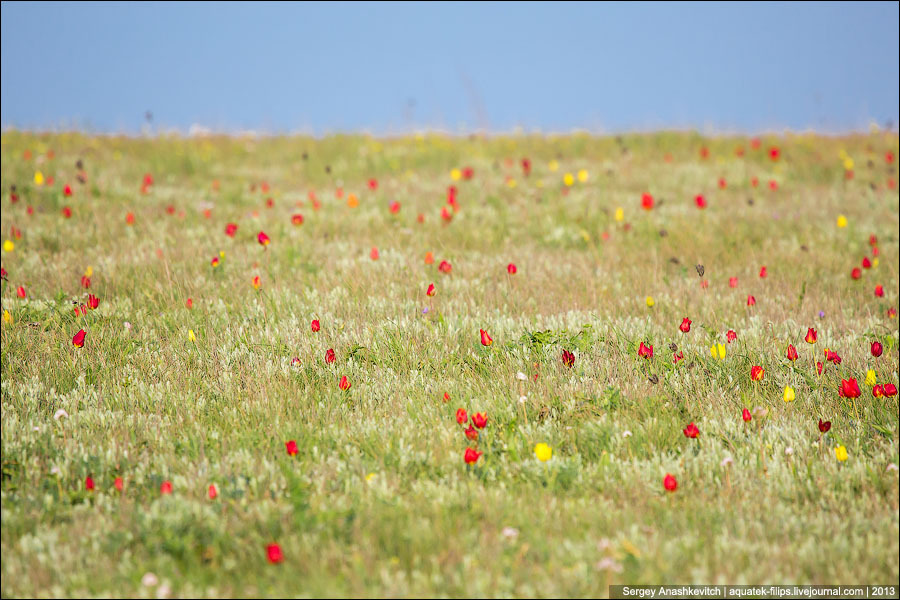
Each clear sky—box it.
[1,1,898,135]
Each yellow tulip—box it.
[614,207,624,222]
[34,171,44,186]
[2,309,11,324]
[548,159,559,172]
[865,369,876,387]
[188,329,196,343]
[783,386,795,402]
[577,169,588,182]
[84,266,93,277]
[450,168,461,181]
[645,296,655,308]
[563,173,574,186]
[843,157,854,171]
[534,443,552,462]
[710,344,726,360]
[835,445,848,462]
[3,240,13,253]
[836,215,848,228]
[506,178,517,189]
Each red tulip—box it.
[64,184,73,196]
[679,317,691,333]
[521,158,531,176]
[160,481,173,495]
[818,419,831,433]
[325,348,336,363]
[700,147,709,159]
[862,257,872,269]
[480,329,493,347]
[443,392,450,402]
[759,266,767,278]
[718,178,727,189]
[769,147,780,161]
[507,263,517,275]
[72,329,86,348]
[456,408,468,425]
[370,247,379,260]
[285,440,299,456]
[114,477,124,492]
[368,178,378,191]
[472,412,488,429]
[826,350,842,364]
[81,275,91,288]
[816,361,824,375]
[851,267,861,280]
[186,298,193,309]
[441,206,453,222]
[751,176,759,187]
[464,425,478,440]
[805,328,817,344]
[641,193,654,210]
[257,231,270,246]
[726,330,737,343]
[561,349,574,367]
[462,167,474,180]
[426,283,436,297]
[890,307,898,319]
[447,186,457,204]
[166,205,176,215]
[211,256,220,268]
[875,285,884,297]
[638,341,653,359]
[871,341,883,358]
[786,344,798,361]
[16,286,25,299]
[673,351,684,364]
[746,295,756,307]
[663,473,677,492]
[438,260,452,274]
[291,357,301,367]
[389,201,400,214]
[267,543,284,564]
[464,448,482,465]
[839,378,861,398]
[683,422,699,438]
[742,408,752,422]
[225,223,238,237]
[694,195,706,209]
[750,366,765,381]
[88,294,99,310]
[85,476,95,491]
[291,214,304,226]
[872,384,884,398]
[311,319,320,332]
[62,206,72,218]
[883,383,897,397]
[339,375,351,391]
[729,277,738,288]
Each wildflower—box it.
[252,276,261,290]
[747,295,756,306]
[622,430,632,438]
[160,481,173,494]
[638,341,653,359]
[839,378,861,398]
[507,263,517,275]
[115,477,124,492]
[872,384,884,398]
[456,408,468,425]
[516,371,527,381]
[563,173,574,186]
[683,422,699,438]
[285,440,299,456]
[834,446,848,462]
[871,341,883,357]
[875,285,884,297]
[54,408,69,420]
[645,296,655,307]
[72,329,86,348]
[836,215,847,228]
[750,366,765,381]
[805,328,817,344]
[663,473,677,492]
[225,223,238,237]
[729,277,738,288]
[438,260,452,274]
[679,317,691,333]
[188,329,196,343]
[710,343,727,360]
[561,349,575,367]
[472,412,488,429]
[339,376,351,391]
[759,266,767,278]
[85,476,95,491]
[641,193,654,210]
[695,194,707,209]
[16,286,25,299]
[480,329,493,346]
[208,484,218,500]
[742,408,752,422]
[3,240,13,252]
[501,526,519,540]
[783,386,795,402]
[257,231,270,246]
[426,283,436,297]
[786,344,799,361]
[726,330,737,343]
[291,214,304,225]
[614,207,624,222]
[464,448,482,464]
[851,267,861,280]
[883,383,898,397]
[370,247,379,260]
[311,319,320,332]
[865,369,877,387]
[267,543,284,564]
[464,425,478,440]
[325,348,335,363]
[424,252,434,264]
[721,457,734,467]
[534,443,552,462]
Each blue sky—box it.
[1,1,898,134]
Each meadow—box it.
[0,129,898,598]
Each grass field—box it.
[1,129,898,597]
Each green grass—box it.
[1,130,898,597]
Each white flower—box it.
[33,426,40,432]
[501,526,519,540]
[50,466,60,475]
[887,463,898,473]
[595,557,623,572]
[516,371,527,381]
[518,395,527,405]
[141,573,159,587]
[124,321,132,330]
[721,456,734,467]
[622,430,632,438]
[53,409,69,420]
[784,447,794,456]
[596,538,612,551]
[156,583,171,599]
